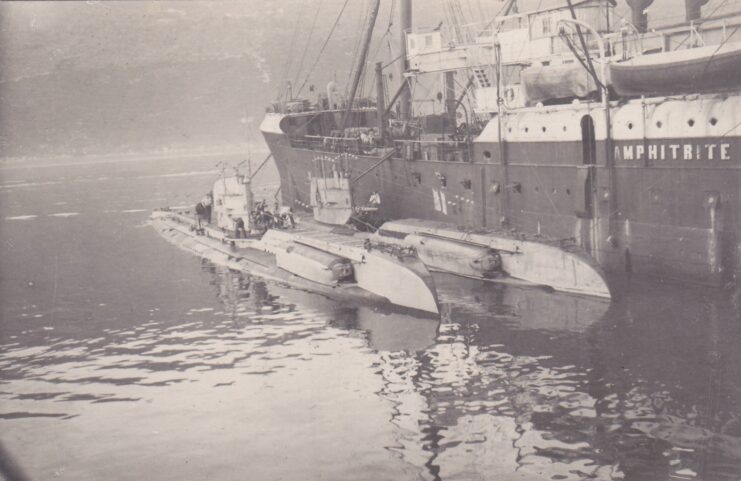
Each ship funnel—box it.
[685,0,709,21]
[625,0,654,32]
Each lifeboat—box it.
[610,41,741,96]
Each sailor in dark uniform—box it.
[202,193,213,223]
[234,217,247,238]
[195,201,205,230]
[194,192,213,231]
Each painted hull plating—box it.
[261,94,741,286]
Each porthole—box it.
[627,122,634,130]
[566,188,571,195]
[688,118,695,127]
[710,117,718,126]
[524,127,529,133]
[508,127,512,133]
[563,126,567,132]
[483,150,492,160]
[656,121,663,128]
[542,126,547,132]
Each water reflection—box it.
[204,266,741,480]
[436,274,610,334]
[205,261,441,352]
[372,277,741,481]
[2,258,741,481]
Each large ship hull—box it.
[261,94,741,287]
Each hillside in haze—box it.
[0,0,383,159]
[0,0,736,160]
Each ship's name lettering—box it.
[614,142,731,161]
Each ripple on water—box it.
[2,256,741,480]
[47,212,79,218]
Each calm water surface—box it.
[1,155,740,481]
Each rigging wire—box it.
[705,0,733,19]
[453,74,477,119]
[368,0,396,65]
[480,0,523,33]
[386,0,397,34]
[293,0,325,90]
[440,0,473,43]
[382,52,405,69]
[557,4,604,90]
[296,0,352,96]
[683,0,737,49]
[345,1,370,99]
[566,0,600,83]
[507,0,543,69]
[280,0,309,100]
[559,32,604,89]
[474,0,488,20]
[699,22,741,80]
[674,0,728,50]
[360,0,395,102]
[662,0,736,59]
[720,117,741,138]
[645,0,736,50]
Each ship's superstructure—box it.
[261,0,741,286]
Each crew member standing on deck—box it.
[234,217,247,238]
[202,192,213,223]
[195,192,212,231]
[195,202,204,230]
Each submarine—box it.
[150,173,440,315]
[151,165,611,321]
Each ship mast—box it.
[340,0,381,130]
[399,0,413,120]
[375,61,386,144]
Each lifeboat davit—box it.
[610,41,741,96]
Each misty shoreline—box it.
[0,145,268,170]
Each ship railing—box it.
[290,135,366,155]
[605,13,741,59]
[268,99,317,115]
[393,139,470,163]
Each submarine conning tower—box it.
[211,175,254,232]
